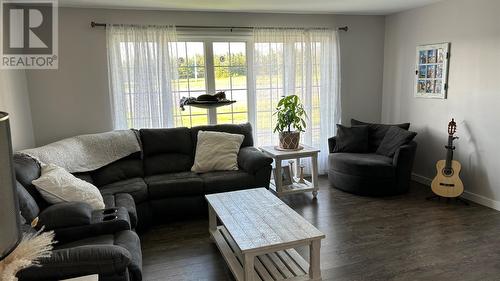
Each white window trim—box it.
[177,32,255,125]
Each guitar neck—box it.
[445,135,454,169]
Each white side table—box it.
[260,144,320,198]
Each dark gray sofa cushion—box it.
[144,153,193,176]
[333,124,369,153]
[150,197,205,222]
[351,119,410,152]
[376,126,417,157]
[140,127,194,175]
[145,172,204,198]
[141,127,193,156]
[91,152,143,187]
[329,153,395,178]
[201,170,256,194]
[99,177,148,204]
[191,123,254,148]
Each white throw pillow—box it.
[32,164,105,210]
[191,131,244,173]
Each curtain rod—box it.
[90,21,348,32]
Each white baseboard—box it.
[461,191,500,211]
[412,173,500,211]
[411,173,432,186]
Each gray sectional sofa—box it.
[14,123,273,281]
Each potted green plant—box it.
[273,95,307,150]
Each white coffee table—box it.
[206,188,325,281]
[260,145,320,198]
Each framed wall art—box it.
[415,43,450,99]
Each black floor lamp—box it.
[0,112,22,260]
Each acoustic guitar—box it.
[431,119,464,198]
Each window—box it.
[108,26,340,174]
[172,40,249,127]
[253,41,322,147]
[172,42,209,127]
[213,42,248,125]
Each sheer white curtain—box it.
[107,24,180,129]
[252,28,341,174]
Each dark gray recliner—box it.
[327,119,417,196]
[15,181,142,281]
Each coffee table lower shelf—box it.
[269,178,315,196]
[211,226,314,281]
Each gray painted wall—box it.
[382,0,500,206]
[0,70,35,150]
[26,7,386,146]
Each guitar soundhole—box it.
[442,168,454,177]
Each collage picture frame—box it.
[415,43,450,99]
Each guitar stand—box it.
[426,195,469,206]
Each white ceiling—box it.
[58,0,445,15]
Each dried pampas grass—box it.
[0,229,55,281]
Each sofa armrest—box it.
[55,207,131,243]
[38,202,92,230]
[39,203,131,243]
[328,136,337,153]
[17,245,131,280]
[238,147,273,174]
[392,141,418,192]
[392,141,417,167]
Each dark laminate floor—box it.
[140,177,500,281]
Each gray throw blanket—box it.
[20,130,141,173]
